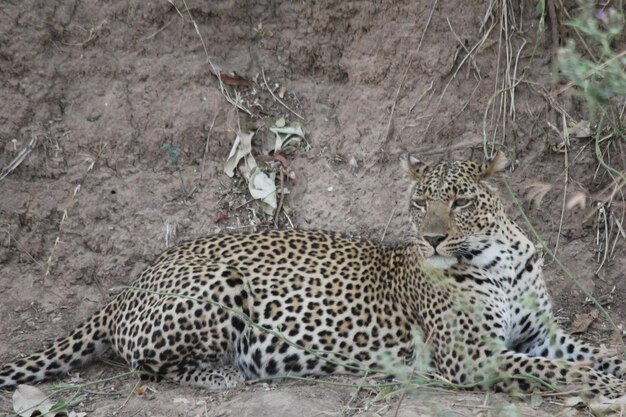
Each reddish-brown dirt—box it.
[1,1,624,416]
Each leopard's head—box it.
[402,152,510,265]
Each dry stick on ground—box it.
[391,365,417,417]
[274,167,285,228]
[282,209,295,229]
[380,205,398,242]
[553,113,570,259]
[4,227,43,268]
[595,203,610,273]
[113,380,140,415]
[446,18,482,78]
[595,166,625,270]
[609,210,626,259]
[200,112,218,181]
[0,135,38,181]
[261,68,304,120]
[408,80,434,113]
[547,0,560,55]
[141,15,176,41]
[60,19,107,47]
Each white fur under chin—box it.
[423,255,456,269]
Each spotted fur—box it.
[1,153,624,399]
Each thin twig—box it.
[554,114,569,258]
[283,209,295,229]
[381,205,398,242]
[391,364,419,417]
[0,135,38,181]
[446,17,482,78]
[5,227,43,268]
[547,0,560,56]
[261,68,304,120]
[60,20,107,47]
[274,167,285,228]
[200,112,218,181]
[113,380,140,415]
[233,197,256,211]
[595,203,610,274]
[142,16,176,41]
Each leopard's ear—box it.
[479,151,508,179]
[401,153,428,182]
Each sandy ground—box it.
[1,1,624,416]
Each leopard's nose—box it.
[424,234,447,249]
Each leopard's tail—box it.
[0,308,110,389]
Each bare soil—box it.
[1,1,624,416]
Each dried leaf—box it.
[478,39,497,52]
[68,373,82,383]
[248,166,277,215]
[254,23,273,38]
[215,71,251,87]
[274,153,296,180]
[589,394,626,414]
[569,310,599,334]
[550,140,567,153]
[566,192,587,210]
[133,385,148,396]
[525,182,552,207]
[273,153,289,167]
[269,125,308,155]
[212,213,227,224]
[224,131,254,177]
[565,396,586,408]
[238,153,257,180]
[13,385,54,417]
[370,385,399,403]
[569,120,591,139]
[173,397,189,404]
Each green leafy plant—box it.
[557,2,625,129]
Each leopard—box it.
[1,152,625,401]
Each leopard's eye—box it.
[452,198,471,208]
[412,199,427,209]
